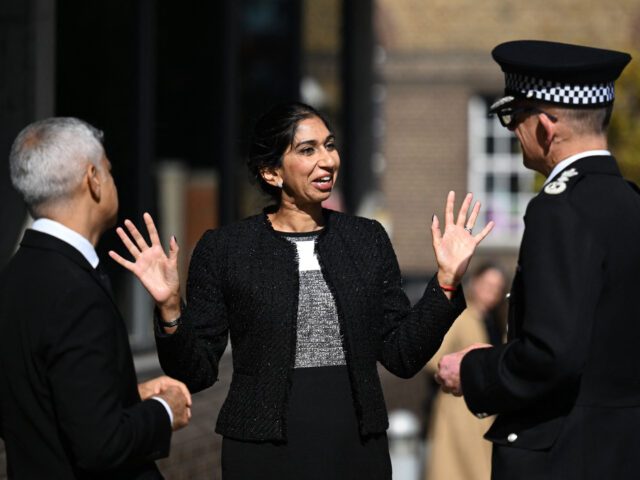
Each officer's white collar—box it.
[543,150,611,188]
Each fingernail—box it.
[432,214,435,222]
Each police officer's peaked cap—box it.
[489,40,631,113]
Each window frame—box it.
[467,95,536,248]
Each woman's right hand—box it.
[109,212,181,319]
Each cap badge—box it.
[544,168,579,195]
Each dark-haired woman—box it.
[110,102,493,479]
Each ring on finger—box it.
[464,226,473,234]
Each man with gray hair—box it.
[0,117,192,479]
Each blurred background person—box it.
[110,102,494,479]
[423,263,507,480]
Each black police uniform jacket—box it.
[0,230,171,479]
[461,155,640,479]
[155,208,465,441]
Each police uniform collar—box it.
[566,155,621,177]
[543,150,611,188]
[542,155,621,195]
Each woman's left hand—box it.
[431,191,494,289]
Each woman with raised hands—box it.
[110,102,493,479]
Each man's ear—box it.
[87,163,101,201]
[538,112,556,146]
[260,167,281,188]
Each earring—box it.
[276,180,283,188]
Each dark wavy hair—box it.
[247,102,332,202]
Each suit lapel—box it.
[20,229,117,305]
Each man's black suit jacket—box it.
[0,230,171,479]
[460,156,640,479]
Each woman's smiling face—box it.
[276,115,340,206]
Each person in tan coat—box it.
[424,264,506,480]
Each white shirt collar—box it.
[31,218,100,268]
[543,150,611,187]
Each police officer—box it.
[435,40,640,479]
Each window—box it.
[467,95,536,247]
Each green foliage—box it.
[608,49,640,187]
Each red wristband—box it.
[439,284,457,292]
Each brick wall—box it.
[377,0,640,53]
[383,81,471,272]
[376,0,640,272]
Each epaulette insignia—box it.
[543,168,579,195]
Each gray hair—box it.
[9,117,105,217]
[556,105,612,136]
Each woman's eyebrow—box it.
[294,139,318,148]
[294,133,335,149]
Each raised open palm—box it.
[431,191,494,288]
[109,212,180,307]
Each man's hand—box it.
[435,343,492,396]
[138,375,191,403]
[156,386,192,431]
[139,376,192,431]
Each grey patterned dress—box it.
[284,231,347,368]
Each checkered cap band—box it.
[505,73,615,106]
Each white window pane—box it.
[467,95,534,246]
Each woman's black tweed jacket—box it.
[155,208,465,442]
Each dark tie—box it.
[95,262,114,297]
